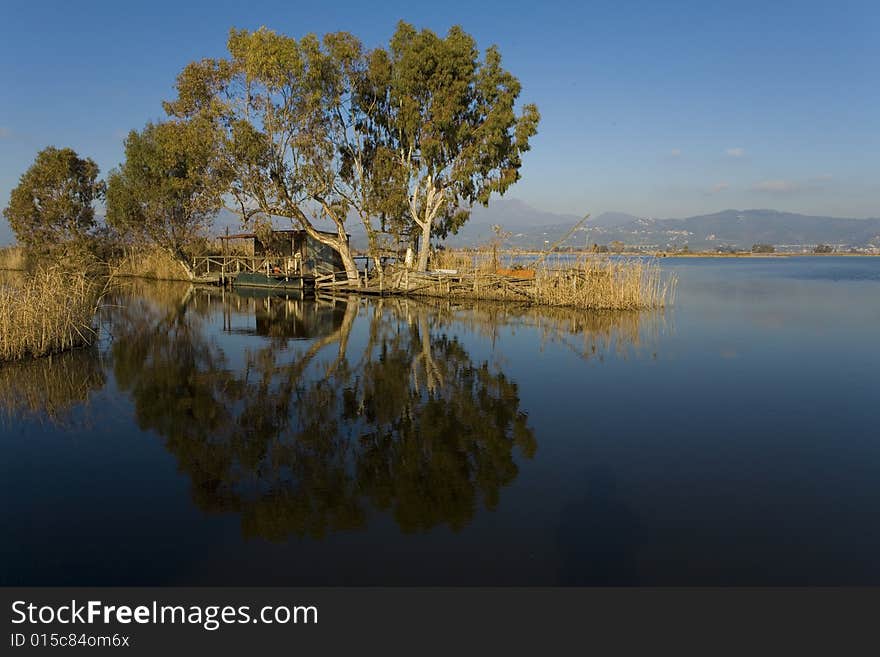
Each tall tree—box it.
[163,28,368,284]
[367,22,540,271]
[105,118,226,278]
[3,147,105,252]
[324,32,411,288]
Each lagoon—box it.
[1,257,879,585]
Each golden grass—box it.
[0,246,27,271]
[0,267,104,361]
[401,252,675,311]
[110,247,192,281]
[532,256,676,310]
[430,249,480,272]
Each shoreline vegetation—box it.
[0,246,26,271]
[0,240,676,364]
[106,243,676,310]
[397,250,676,310]
[0,266,106,362]
[109,248,194,281]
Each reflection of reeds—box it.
[0,267,104,361]
[0,348,105,422]
[105,277,193,311]
[389,296,666,361]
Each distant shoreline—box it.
[653,252,880,258]
[445,249,880,259]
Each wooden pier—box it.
[191,255,541,303]
[323,265,538,301]
[191,255,281,285]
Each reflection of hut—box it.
[254,296,348,339]
[220,229,347,277]
[220,288,349,339]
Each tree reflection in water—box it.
[110,288,537,541]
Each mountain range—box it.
[209,200,880,251]
[441,200,880,250]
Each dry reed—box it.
[110,247,192,281]
[0,246,27,271]
[0,267,103,361]
[396,253,675,311]
[532,256,676,310]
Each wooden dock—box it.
[191,255,332,290]
[190,255,540,303]
[321,266,538,301]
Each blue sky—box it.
[1,0,878,243]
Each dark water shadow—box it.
[556,467,646,585]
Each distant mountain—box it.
[616,209,880,250]
[589,211,644,228]
[445,204,880,250]
[204,201,880,251]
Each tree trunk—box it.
[288,209,360,286]
[416,220,432,272]
[338,245,360,285]
[168,247,195,281]
[334,222,360,286]
[364,228,385,290]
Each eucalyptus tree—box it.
[105,118,227,278]
[163,28,372,284]
[325,32,411,287]
[3,147,105,252]
[365,21,540,271]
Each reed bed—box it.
[0,267,103,361]
[390,253,675,311]
[532,257,675,310]
[110,247,192,281]
[0,245,27,271]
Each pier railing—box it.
[191,255,300,281]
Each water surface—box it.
[2,257,879,585]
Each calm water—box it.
[2,257,879,585]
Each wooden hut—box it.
[219,229,347,277]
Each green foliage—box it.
[163,27,373,280]
[163,29,343,218]
[366,21,540,268]
[105,119,226,267]
[752,243,775,253]
[3,147,105,252]
[162,21,539,274]
[814,243,833,254]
